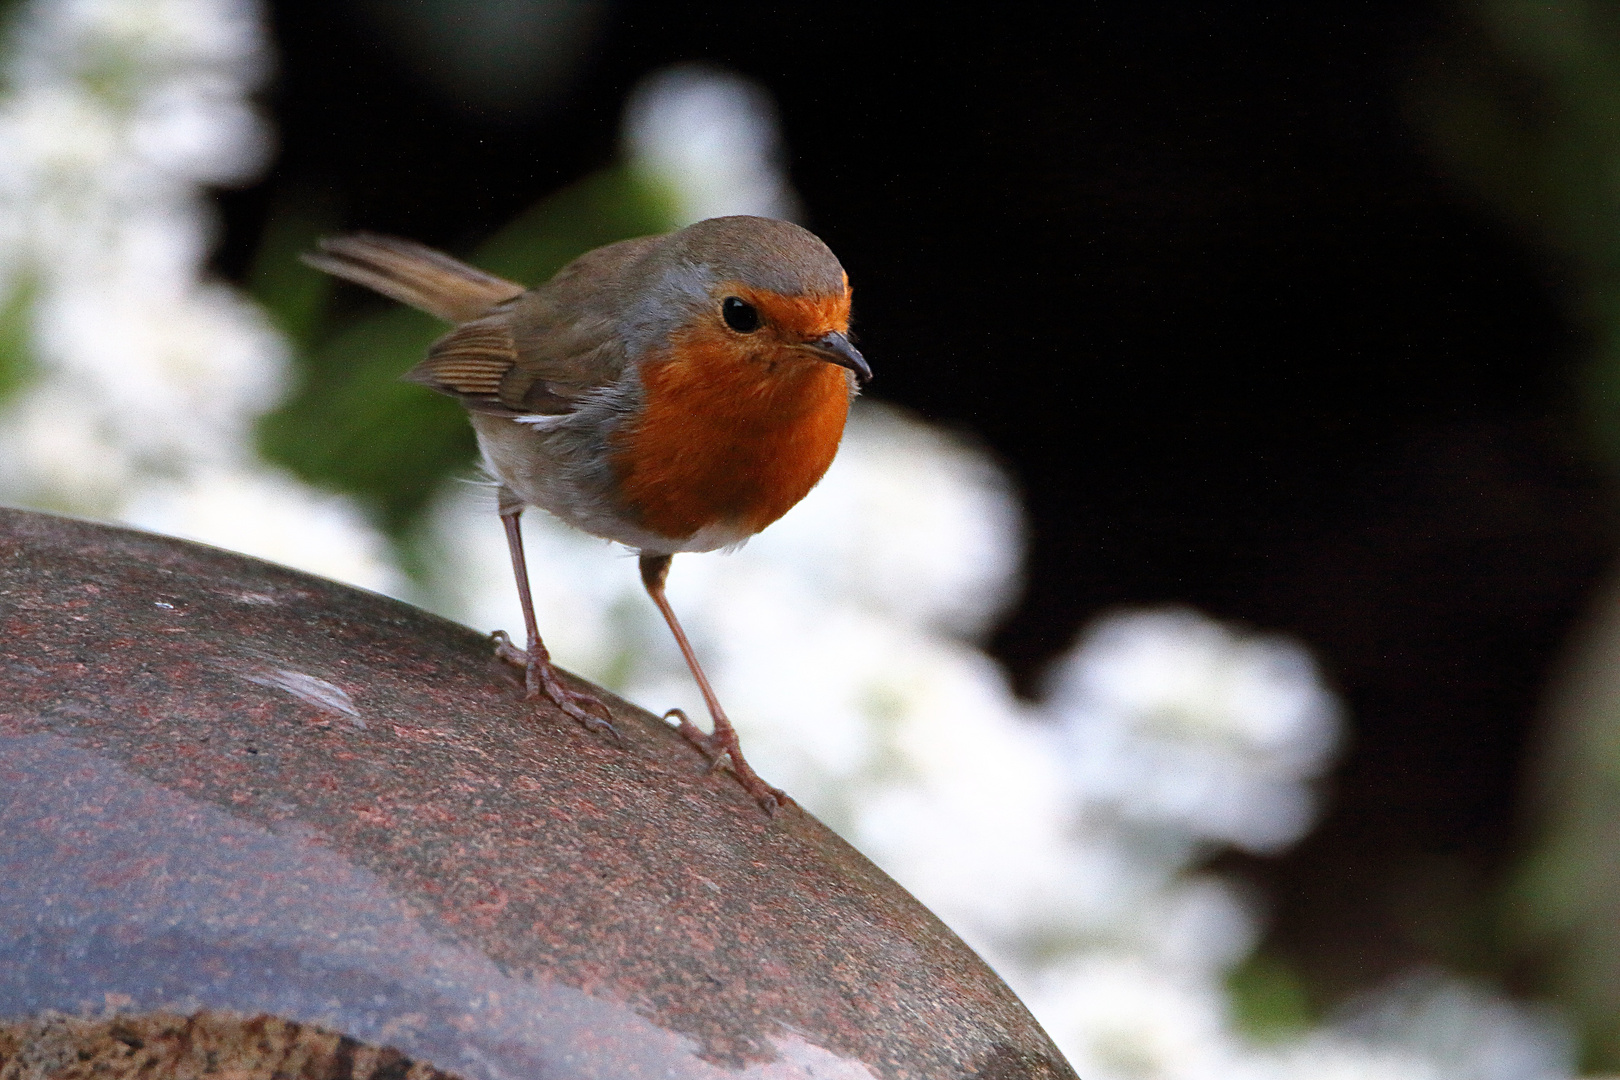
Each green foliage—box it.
[247,188,340,352]
[257,305,474,534]
[0,275,36,407]
[1226,952,1314,1044]
[256,166,677,536]
[474,166,679,286]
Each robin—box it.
[305,216,870,811]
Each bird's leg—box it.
[639,553,785,812]
[494,487,617,739]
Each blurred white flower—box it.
[0,0,391,589]
[728,404,1024,641]
[1335,974,1575,1080]
[623,64,803,225]
[4,0,272,196]
[1242,1036,1442,1080]
[1029,954,1238,1080]
[1045,607,1343,853]
[124,465,406,595]
[1233,977,1574,1080]
[1148,876,1262,976]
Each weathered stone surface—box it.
[0,508,1076,1080]
[0,1010,458,1080]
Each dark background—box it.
[216,1,1615,1007]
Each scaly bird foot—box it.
[491,630,619,742]
[663,708,788,814]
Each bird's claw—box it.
[663,708,786,813]
[491,629,527,666]
[492,630,620,742]
[662,708,723,767]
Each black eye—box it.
[722,296,760,333]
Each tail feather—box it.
[303,233,526,323]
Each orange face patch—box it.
[736,281,851,341]
[613,286,855,543]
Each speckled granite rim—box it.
[0,507,1077,1080]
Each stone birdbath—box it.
[0,507,1075,1080]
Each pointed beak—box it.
[804,330,872,384]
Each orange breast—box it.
[614,324,853,544]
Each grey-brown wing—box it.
[407,234,665,417]
[404,311,562,416]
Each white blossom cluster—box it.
[0,5,1580,1079]
[0,0,401,591]
[623,63,803,226]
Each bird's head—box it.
[649,216,871,386]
